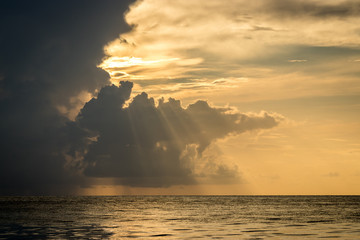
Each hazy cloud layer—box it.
[100,0,360,100]
[70,81,280,187]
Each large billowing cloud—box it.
[0,0,283,194]
[68,81,280,187]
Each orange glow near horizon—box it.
[90,0,360,195]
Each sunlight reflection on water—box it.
[0,196,359,239]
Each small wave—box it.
[279,233,317,236]
[266,217,281,221]
[318,236,341,238]
[150,233,173,237]
[307,220,333,223]
[285,224,307,227]
[225,222,244,225]
[327,230,344,233]
[121,235,142,238]
[242,229,270,232]
[226,233,242,236]
[165,217,189,221]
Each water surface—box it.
[0,196,359,239]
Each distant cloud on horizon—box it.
[288,59,308,63]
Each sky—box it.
[1,0,359,195]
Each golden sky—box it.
[89,0,360,195]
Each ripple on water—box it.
[278,233,317,237]
[242,229,271,233]
[265,217,282,221]
[318,236,341,238]
[1,196,360,239]
[285,224,307,227]
[225,222,245,225]
[150,233,173,237]
[307,220,334,223]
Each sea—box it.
[0,195,359,239]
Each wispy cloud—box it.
[324,172,340,178]
[288,59,308,63]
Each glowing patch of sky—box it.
[93,0,360,194]
[100,0,360,101]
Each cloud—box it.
[69,81,280,187]
[263,0,360,18]
[288,59,308,63]
[0,0,282,194]
[324,172,340,177]
[0,0,134,194]
[100,0,360,101]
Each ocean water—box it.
[0,196,359,239]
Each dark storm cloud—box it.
[0,0,134,194]
[264,0,360,18]
[71,82,280,187]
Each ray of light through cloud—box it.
[1,0,360,195]
[94,0,360,194]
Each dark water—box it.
[0,196,359,239]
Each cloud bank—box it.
[100,0,360,101]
